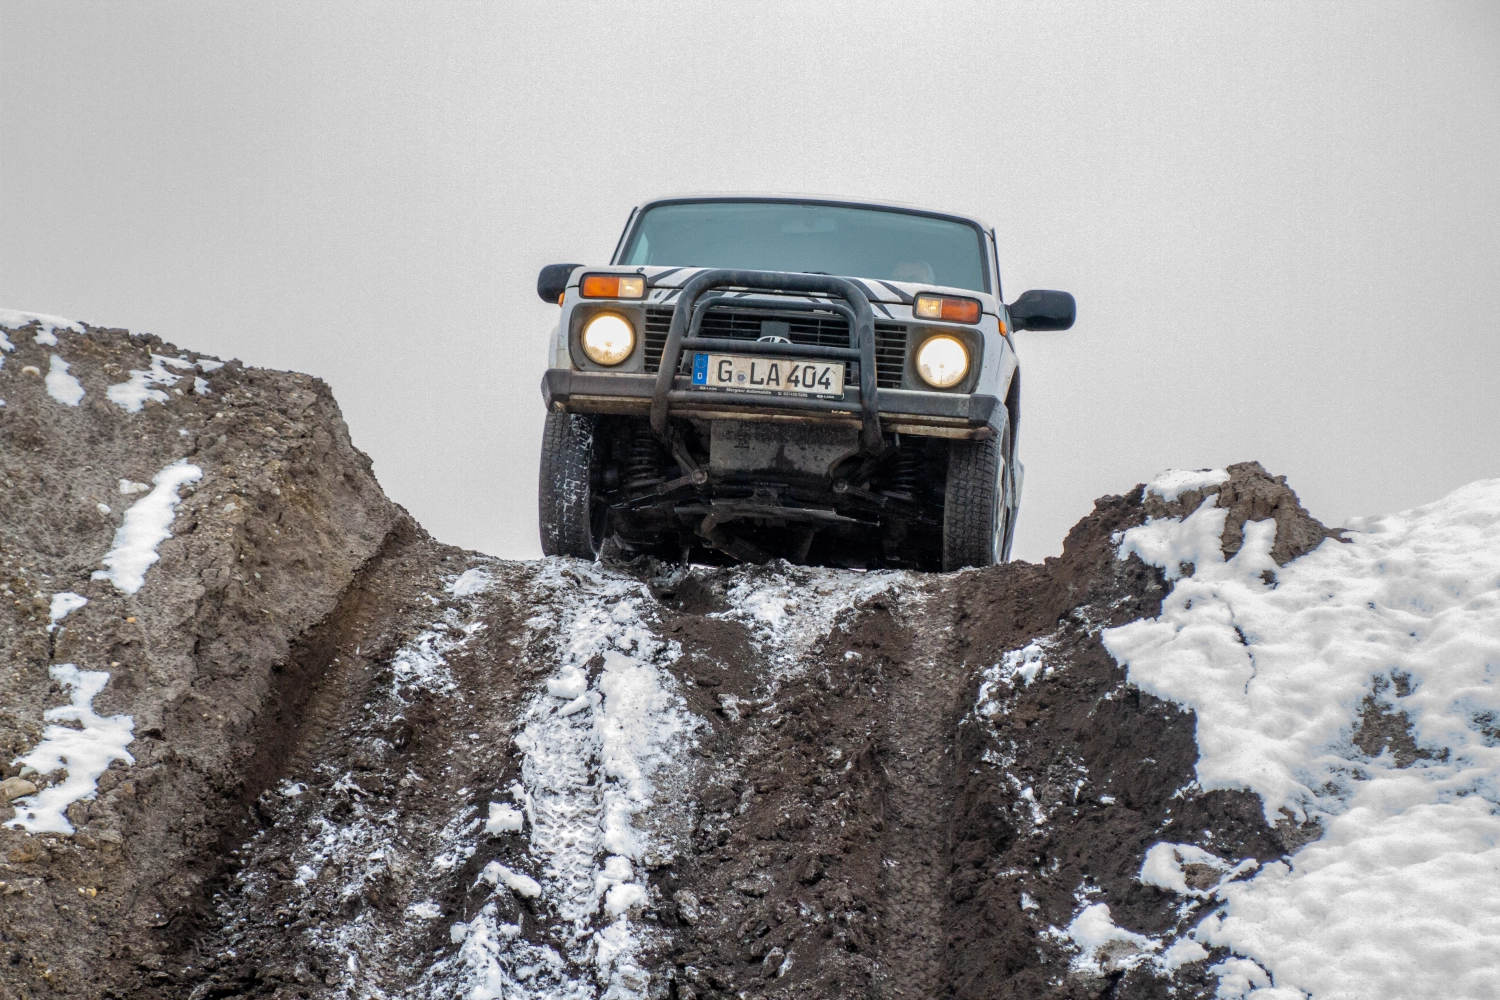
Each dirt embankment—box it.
[1,318,1336,1000]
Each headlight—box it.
[581,313,635,366]
[915,335,969,388]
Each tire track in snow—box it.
[467,560,700,1000]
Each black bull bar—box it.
[648,269,885,457]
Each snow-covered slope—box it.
[1105,472,1500,1000]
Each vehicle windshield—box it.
[618,200,989,293]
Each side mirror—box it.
[1008,290,1076,331]
[537,263,583,303]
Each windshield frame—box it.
[611,197,994,295]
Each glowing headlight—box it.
[915,335,969,388]
[581,313,635,366]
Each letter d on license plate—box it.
[690,353,844,399]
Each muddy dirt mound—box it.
[0,314,408,993]
[1,314,1346,1000]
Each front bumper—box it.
[541,369,1001,440]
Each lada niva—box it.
[536,196,1074,570]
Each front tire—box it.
[942,431,1011,571]
[539,412,605,559]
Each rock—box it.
[0,777,37,801]
[674,890,700,925]
[7,839,46,864]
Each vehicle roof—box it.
[627,193,995,235]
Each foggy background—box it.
[3,2,1497,563]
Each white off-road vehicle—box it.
[536,196,1074,570]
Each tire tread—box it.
[943,435,1002,571]
[538,412,598,558]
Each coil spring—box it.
[623,426,665,490]
[887,444,923,497]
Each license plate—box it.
[690,353,844,399]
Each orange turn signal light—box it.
[913,293,981,325]
[580,274,646,299]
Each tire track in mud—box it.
[865,588,965,999]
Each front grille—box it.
[642,305,907,388]
[644,307,673,373]
[873,323,907,389]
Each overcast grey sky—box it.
[3,2,1497,563]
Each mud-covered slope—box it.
[0,315,409,992]
[0,314,1383,1000]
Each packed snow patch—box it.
[1105,478,1500,1000]
[105,353,191,412]
[1116,495,1228,581]
[485,802,524,834]
[1139,842,1252,898]
[480,861,542,899]
[46,592,88,632]
[1054,903,1160,975]
[45,354,84,406]
[92,459,203,594]
[10,665,135,834]
[0,309,84,345]
[1145,467,1230,502]
[449,566,494,598]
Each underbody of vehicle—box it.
[536,197,1074,570]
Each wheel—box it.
[942,430,1011,571]
[538,411,606,558]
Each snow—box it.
[1116,494,1228,581]
[603,881,646,917]
[106,354,183,411]
[1159,937,1210,972]
[389,622,468,698]
[46,592,88,633]
[1210,957,1274,997]
[9,665,135,834]
[709,562,909,679]
[480,861,542,899]
[1056,903,1160,975]
[449,566,494,597]
[92,459,203,594]
[503,560,699,999]
[0,309,83,345]
[546,664,588,700]
[977,640,1054,715]
[45,354,84,406]
[485,802,524,834]
[1104,478,1500,1000]
[1139,841,1239,897]
[1146,467,1230,502]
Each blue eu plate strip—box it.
[692,353,709,385]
